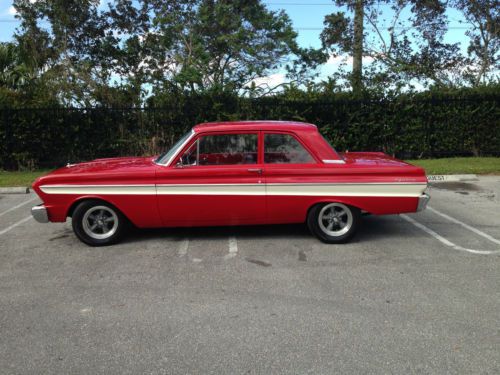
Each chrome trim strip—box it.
[31,205,49,223]
[41,182,427,188]
[323,159,346,164]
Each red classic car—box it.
[31,121,430,246]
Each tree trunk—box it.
[352,0,364,95]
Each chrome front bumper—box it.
[31,205,49,223]
[417,193,431,212]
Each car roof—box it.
[193,120,317,133]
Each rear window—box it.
[264,133,315,164]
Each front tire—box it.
[307,202,361,244]
[72,200,127,246]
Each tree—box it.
[145,0,299,95]
[352,0,364,93]
[13,0,109,106]
[0,42,33,90]
[451,0,499,86]
[320,0,464,91]
[12,0,305,103]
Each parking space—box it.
[1,177,499,374]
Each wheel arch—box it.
[66,196,131,224]
[305,198,365,220]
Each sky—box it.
[0,0,473,85]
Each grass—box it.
[0,157,499,187]
[406,157,500,175]
[0,170,52,187]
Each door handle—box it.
[247,168,263,175]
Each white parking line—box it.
[0,216,33,236]
[0,197,37,218]
[177,238,189,257]
[224,236,238,260]
[401,214,500,255]
[427,206,500,246]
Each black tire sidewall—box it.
[307,203,360,244]
[72,200,126,246]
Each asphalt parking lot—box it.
[1,177,499,374]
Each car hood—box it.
[33,156,156,187]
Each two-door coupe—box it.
[32,121,430,246]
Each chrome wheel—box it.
[318,203,353,237]
[82,206,118,240]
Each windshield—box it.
[155,130,193,165]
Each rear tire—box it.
[72,200,127,246]
[307,202,360,244]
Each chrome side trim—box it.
[416,193,431,211]
[323,159,346,164]
[31,205,49,223]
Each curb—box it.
[0,187,30,194]
[427,174,478,183]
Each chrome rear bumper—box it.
[31,205,49,223]
[417,193,431,212]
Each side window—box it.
[179,133,258,166]
[264,133,315,164]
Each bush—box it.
[0,86,499,169]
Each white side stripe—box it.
[40,185,156,195]
[266,183,425,197]
[40,183,427,197]
[157,184,265,196]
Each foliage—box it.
[10,0,305,104]
[320,0,466,91]
[0,85,498,170]
[149,0,300,94]
[450,0,499,85]
[3,0,498,105]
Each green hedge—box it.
[0,87,499,169]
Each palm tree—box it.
[0,42,33,90]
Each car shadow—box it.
[124,214,414,245]
[125,223,310,244]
